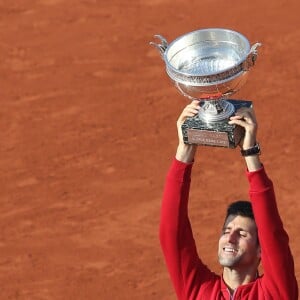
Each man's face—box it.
[218,215,260,269]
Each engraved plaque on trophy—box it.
[150,28,261,148]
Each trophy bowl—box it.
[150,28,261,103]
[150,28,261,148]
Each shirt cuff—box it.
[246,165,273,192]
[167,158,194,182]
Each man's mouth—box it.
[223,247,238,253]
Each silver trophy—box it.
[150,28,261,148]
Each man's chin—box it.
[218,257,238,268]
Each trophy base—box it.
[182,99,252,148]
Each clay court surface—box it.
[0,0,299,299]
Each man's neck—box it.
[223,267,258,293]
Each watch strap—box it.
[241,143,261,157]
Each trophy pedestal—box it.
[182,100,252,148]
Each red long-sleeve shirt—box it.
[160,158,298,300]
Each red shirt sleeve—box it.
[247,166,298,300]
[159,158,218,299]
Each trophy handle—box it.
[242,42,262,70]
[149,35,169,59]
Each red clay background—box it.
[0,1,299,299]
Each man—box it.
[160,100,298,299]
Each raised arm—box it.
[160,101,216,299]
[229,108,298,299]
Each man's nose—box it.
[227,231,238,243]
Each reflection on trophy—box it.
[150,28,261,148]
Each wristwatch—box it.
[240,143,261,157]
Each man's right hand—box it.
[175,101,200,163]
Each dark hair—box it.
[224,200,259,245]
[225,200,255,221]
